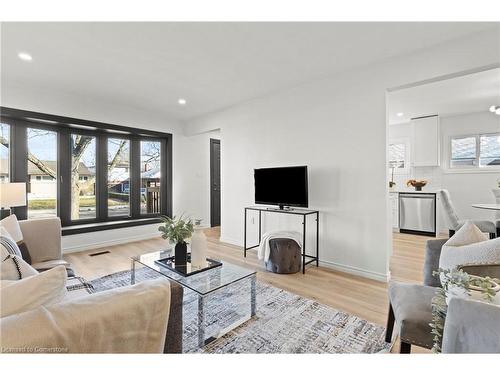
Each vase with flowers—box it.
[158,215,194,266]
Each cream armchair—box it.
[18,217,74,275]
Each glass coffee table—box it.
[131,249,257,348]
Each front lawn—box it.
[28,197,127,210]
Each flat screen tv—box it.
[254,166,308,209]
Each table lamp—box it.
[0,182,27,219]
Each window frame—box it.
[138,137,165,218]
[0,122,11,184]
[67,129,100,225]
[105,135,132,220]
[0,107,172,234]
[448,132,500,172]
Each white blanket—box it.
[258,230,302,261]
[0,278,172,353]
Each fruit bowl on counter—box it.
[406,179,427,191]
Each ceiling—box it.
[1,22,497,122]
[388,68,500,124]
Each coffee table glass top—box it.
[132,249,256,296]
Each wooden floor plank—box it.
[65,227,441,353]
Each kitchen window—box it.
[388,138,410,174]
[450,133,500,169]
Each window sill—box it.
[62,217,161,236]
[442,168,500,174]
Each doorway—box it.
[210,138,221,227]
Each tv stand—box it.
[268,205,293,211]
[243,206,319,274]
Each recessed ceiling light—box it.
[396,112,404,117]
[490,105,499,113]
[18,52,33,61]
[177,98,187,105]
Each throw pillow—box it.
[1,227,22,257]
[0,265,67,318]
[1,231,38,280]
[440,221,500,270]
[0,214,32,263]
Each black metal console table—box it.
[243,206,319,274]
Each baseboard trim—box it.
[219,236,241,247]
[219,236,389,282]
[62,232,162,254]
[319,259,389,282]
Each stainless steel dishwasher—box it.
[399,193,436,236]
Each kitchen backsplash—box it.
[390,166,442,191]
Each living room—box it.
[1,1,500,372]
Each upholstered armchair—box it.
[438,189,496,238]
[18,217,74,276]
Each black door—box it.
[210,139,221,227]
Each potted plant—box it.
[430,267,500,353]
[158,215,194,266]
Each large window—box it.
[71,134,96,220]
[27,128,58,219]
[107,138,130,217]
[0,108,172,233]
[450,133,500,169]
[0,123,9,183]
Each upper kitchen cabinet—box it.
[412,115,440,167]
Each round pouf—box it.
[265,238,302,274]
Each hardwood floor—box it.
[64,227,441,353]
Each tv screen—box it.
[254,166,308,208]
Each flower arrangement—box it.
[430,268,499,353]
[406,179,427,191]
[158,215,194,245]
[158,215,194,266]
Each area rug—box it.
[91,267,390,354]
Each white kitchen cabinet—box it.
[389,192,399,230]
[412,115,440,167]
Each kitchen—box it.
[387,67,500,238]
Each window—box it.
[0,123,9,183]
[450,136,476,167]
[107,138,130,217]
[388,138,409,174]
[479,134,500,167]
[450,133,500,169]
[27,128,58,219]
[388,143,406,169]
[140,140,161,214]
[71,134,96,221]
[1,107,172,233]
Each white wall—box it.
[186,28,500,281]
[174,129,221,226]
[441,112,500,226]
[0,85,211,251]
[388,111,500,233]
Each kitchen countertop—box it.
[389,189,439,194]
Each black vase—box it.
[175,242,187,266]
